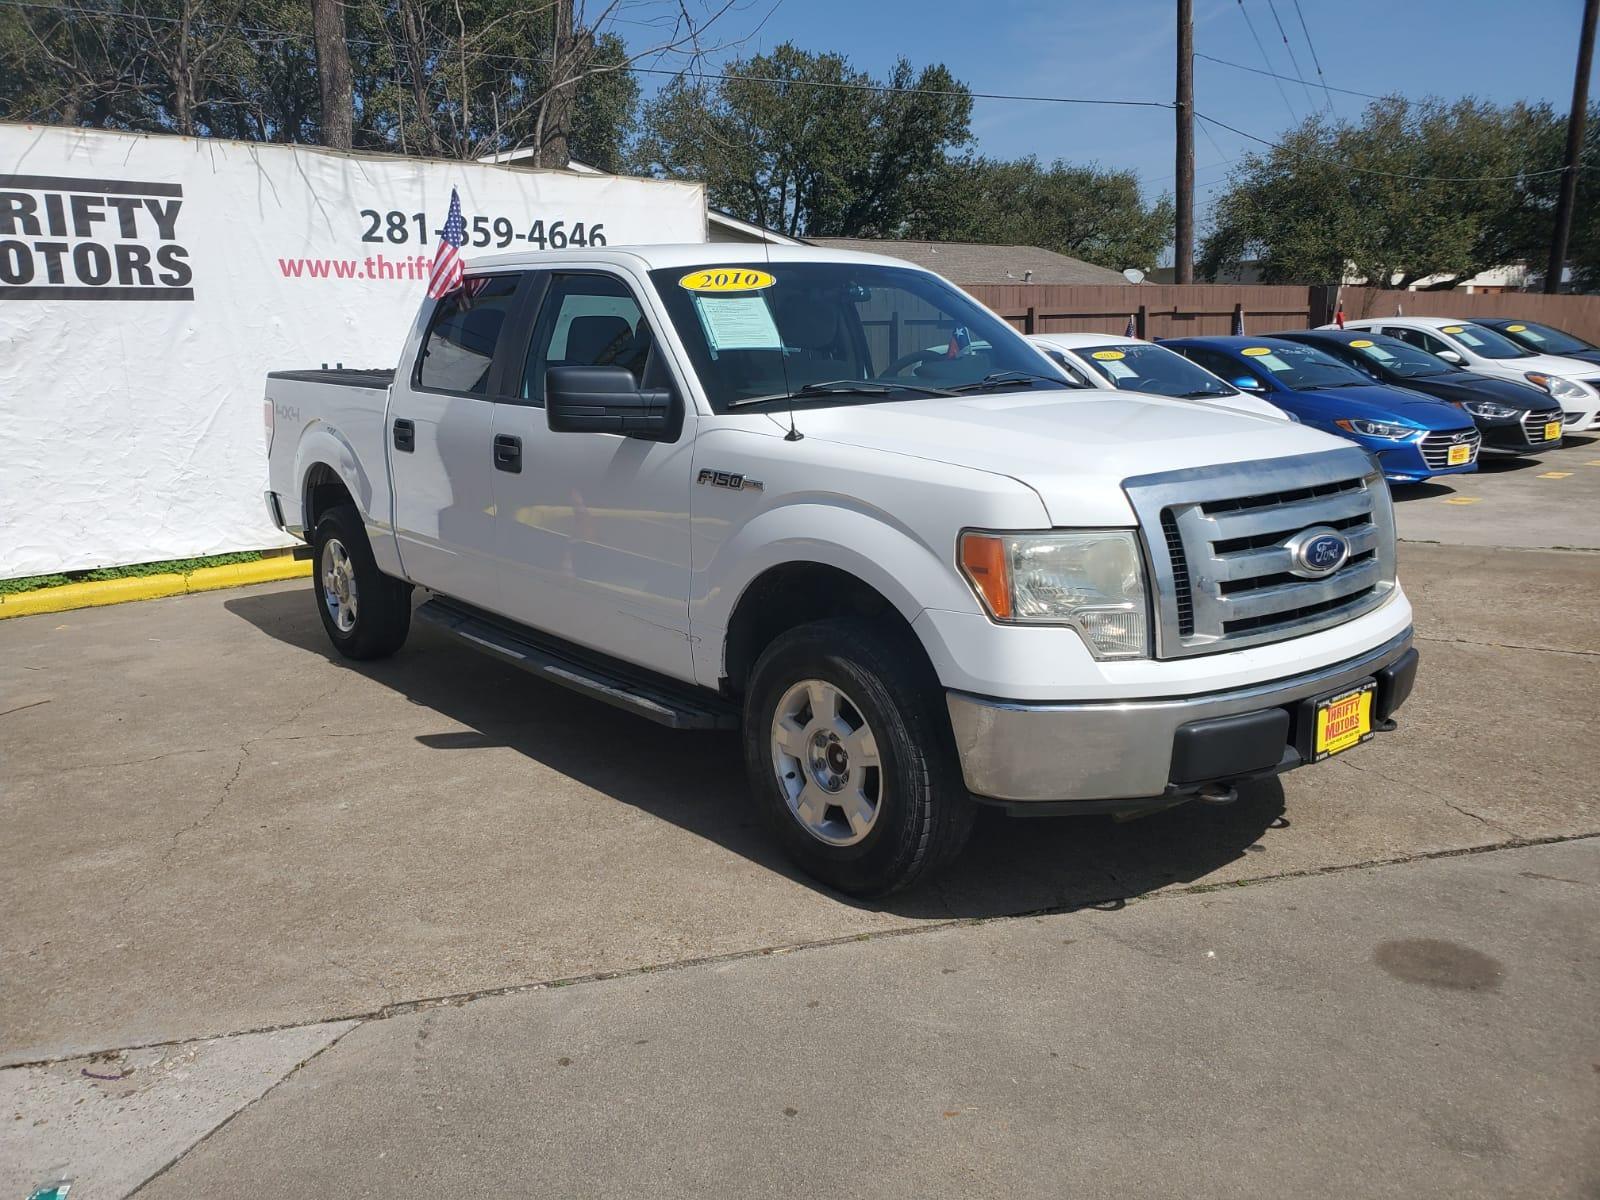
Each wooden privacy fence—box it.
[963,284,1329,340]
[963,282,1600,345]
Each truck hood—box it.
[792,390,1348,526]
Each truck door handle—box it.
[393,418,415,452]
[493,434,522,473]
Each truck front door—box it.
[489,270,698,682]
[388,273,528,611]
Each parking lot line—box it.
[1442,496,1480,505]
[1537,471,1574,479]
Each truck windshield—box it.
[1342,335,1453,379]
[648,262,1074,413]
[1074,343,1238,398]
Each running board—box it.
[414,597,739,731]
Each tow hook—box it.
[1195,783,1238,806]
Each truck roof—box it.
[462,242,927,274]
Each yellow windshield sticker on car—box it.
[1506,324,1526,332]
[678,268,775,293]
[1441,325,1466,334]
[1091,349,1126,360]
[1241,346,1272,356]
[1350,339,1374,348]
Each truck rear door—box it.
[388,273,530,610]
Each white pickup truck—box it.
[264,245,1417,895]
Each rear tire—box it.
[742,618,975,898]
[311,504,412,660]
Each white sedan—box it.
[1334,316,1600,431]
[1027,332,1292,421]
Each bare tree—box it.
[310,0,354,147]
[514,0,760,167]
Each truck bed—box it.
[267,367,396,389]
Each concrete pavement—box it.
[3,444,1598,1196]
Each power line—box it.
[1264,0,1318,112]
[1234,0,1298,123]
[1197,51,1388,102]
[1290,0,1336,114]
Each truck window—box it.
[522,273,654,404]
[415,274,521,396]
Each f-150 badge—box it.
[697,469,764,492]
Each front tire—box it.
[743,618,975,897]
[311,504,412,660]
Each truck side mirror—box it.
[1232,375,1264,391]
[546,365,673,439]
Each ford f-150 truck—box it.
[263,245,1418,896]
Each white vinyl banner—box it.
[0,125,706,577]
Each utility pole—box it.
[1546,0,1598,293]
[1175,0,1195,284]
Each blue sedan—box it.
[1162,336,1481,483]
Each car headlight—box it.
[1458,399,1520,418]
[959,530,1149,658]
[1334,418,1419,440]
[1525,372,1590,402]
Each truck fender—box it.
[693,500,979,686]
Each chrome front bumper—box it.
[946,628,1416,805]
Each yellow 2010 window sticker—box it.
[679,268,775,293]
[1441,325,1466,334]
[1241,346,1272,356]
[1506,324,1527,332]
[1350,339,1374,348]
[1091,349,1126,360]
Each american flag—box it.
[427,187,466,299]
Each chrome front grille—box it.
[1123,448,1397,660]
[1418,429,1481,470]
[1522,409,1564,443]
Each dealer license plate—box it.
[1446,443,1471,466]
[1313,681,1376,761]
[1544,420,1563,442]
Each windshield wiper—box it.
[947,369,1074,393]
[725,379,956,409]
[1178,388,1230,398]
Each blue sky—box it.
[626,0,1596,223]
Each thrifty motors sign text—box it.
[0,174,193,300]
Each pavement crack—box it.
[1444,800,1519,837]
[125,1019,363,1197]
[1416,634,1600,658]
[0,697,51,718]
[21,829,1596,1074]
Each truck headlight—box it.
[1335,418,1418,440]
[1524,372,1591,402]
[1457,399,1519,418]
[959,530,1149,658]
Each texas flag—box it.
[1124,314,1137,338]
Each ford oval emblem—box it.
[1284,526,1351,578]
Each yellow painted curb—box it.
[0,556,310,620]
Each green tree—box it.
[1200,98,1568,288]
[906,156,1173,272]
[635,42,972,237]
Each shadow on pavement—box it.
[225,587,1286,921]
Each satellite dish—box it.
[1122,268,1146,284]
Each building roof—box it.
[806,238,1128,285]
